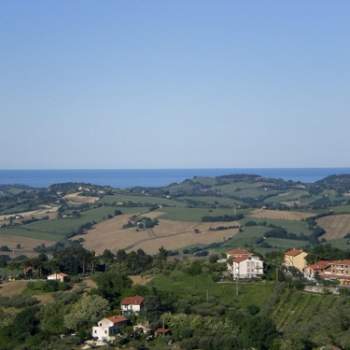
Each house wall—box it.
[284,253,308,272]
[92,319,116,341]
[228,257,264,279]
[47,274,65,282]
[121,304,142,313]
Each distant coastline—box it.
[1,168,350,188]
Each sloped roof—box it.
[227,248,251,257]
[331,259,350,266]
[121,295,145,306]
[285,248,306,257]
[307,260,332,271]
[107,315,128,325]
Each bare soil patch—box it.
[64,192,99,204]
[0,206,59,226]
[317,214,350,240]
[130,275,153,285]
[75,214,239,254]
[250,209,314,221]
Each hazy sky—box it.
[1,1,349,169]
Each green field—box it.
[243,217,312,235]
[176,195,242,208]
[0,206,119,241]
[151,271,274,308]
[159,207,247,222]
[101,193,183,207]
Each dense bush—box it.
[26,280,70,293]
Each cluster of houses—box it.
[283,248,350,286]
[225,247,350,286]
[90,295,170,345]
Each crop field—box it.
[0,206,118,241]
[243,217,312,236]
[176,195,242,207]
[250,208,314,221]
[272,288,338,337]
[265,237,309,249]
[76,213,239,254]
[214,182,280,199]
[332,205,350,214]
[0,234,51,257]
[317,214,350,240]
[264,189,310,206]
[159,207,247,222]
[0,206,59,226]
[101,193,183,207]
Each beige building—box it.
[283,248,308,272]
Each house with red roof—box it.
[283,248,308,272]
[121,295,145,315]
[92,315,128,342]
[304,259,350,286]
[226,248,264,280]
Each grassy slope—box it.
[0,206,118,241]
[151,272,342,346]
[151,271,274,308]
[101,194,183,207]
[243,217,312,235]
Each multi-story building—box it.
[283,248,308,272]
[226,248,264,279]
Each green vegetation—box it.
[0,205,120,241]
[159,207,247,222]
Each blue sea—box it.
[0,168,350,188]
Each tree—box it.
[64,294,109,331]
[40,301,66,335]
[94,269,132,304]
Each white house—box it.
[226,248,264,279]
[47,272,68,282]
[92,315,128,342]
[121,295,145,315]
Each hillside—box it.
[1,174,350,257]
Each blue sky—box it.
[1,1,349,169]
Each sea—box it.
[0,168,350,188]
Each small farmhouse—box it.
[226,248,264,279]
[47,272,68,282]
[121,295,145,315]
[92,315,128,342]
[283,248,308,272]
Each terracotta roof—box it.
[330,259,350,266]
[307,260,331,271]
[155,327,171,335]
[232,256,250,263]
[227,248,251,257]
[121,295,145,306]
[285,248,306,257]
[107,315,128,325]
